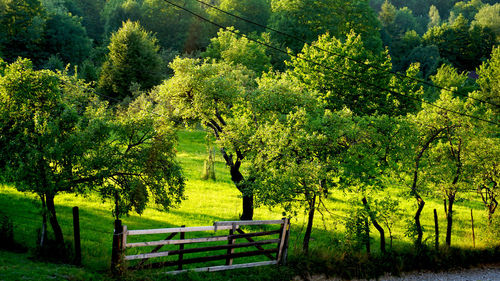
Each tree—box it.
[288,31,422,117]
[94,97,186,219]
[0,58,185,253]
[207,0,271,35]
[0,0,46,64]
[98,20,163,101]
[269,0,382,54]
[428,5,441,29]
[449,0,484,23]
[473,3,500,41]
[423,14,496,71]
[155,57,258,220]
[379,0,396,27]
[202,28,271,74]
[0,59,109,248]
[42,13,92,66]
[249,108,338,253]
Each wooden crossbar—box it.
[117,219,290,274]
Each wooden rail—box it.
[112,218,290,274]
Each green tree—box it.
[379,0,396,27]
[98,20,163,101]
[0,58,185,252]
[449,0,484,23]
[0,0,46,64]
[288,31,422,116]
[423,14,496,71]
[42,13,92,66]
[202,28,271,74]
[428,5,441,29]
[269,0,382,53]
[249,108,338,253]
[208,0,271,35]
[473,3,500,41]
[0,59,109,248]
[155,57,258,220]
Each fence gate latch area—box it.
[111,218,290,275]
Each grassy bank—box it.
[0,130,499,279]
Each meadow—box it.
[0,130,498,280]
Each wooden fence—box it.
[111,218,290,275]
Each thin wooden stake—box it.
[434,209,439,250]
[471,209,475,248]
[178,225,185,270]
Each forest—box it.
[0,0,499,280]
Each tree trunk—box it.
[240,193,253,220]
[415,197,425,247]
[39,194,48,247]
[303,194,316,254]
[229,163,253,221]
[45,193,64,246]
[362,197,386,253]
[445,193,455,247]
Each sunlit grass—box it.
[0,129,498,275]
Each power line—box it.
[162,0,499,126]
[190,0,500,109]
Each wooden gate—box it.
[112,218,290,274]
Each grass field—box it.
[0,129,498,279]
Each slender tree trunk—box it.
[362,197,386,253]
[39,194,47,247]
[415,197,425,247]
[303,194,316,254]
[445,193,455,247]
[45,193,64,246]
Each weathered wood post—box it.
[72,206,81,266]
[111,219,123,276]
[178,225,185,270]
[471,209,475,248]
[434,209,439,250]
[226,223,236,265]
[277,218,289,265]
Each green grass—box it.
[0,250,105,281]
[0,129,499,279]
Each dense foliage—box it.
[0,0,499,273]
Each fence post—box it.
[72,206,81,266]
[111,219,123,276]
[226,223,236,265]
[434,209,439,250]
[471,209,475,248]
[178,225,185,270]
[277,217,289,264]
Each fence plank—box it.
[125,251,170,261]
[128,239,280,265]
[235,228,275,260]
[166,261,278,275]
[127,225,235,235]
[136,232,177,268]
[126,229,280,248]
[142,248,278,269]
[215,220,283,226]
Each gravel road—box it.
[299,264,500,281]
